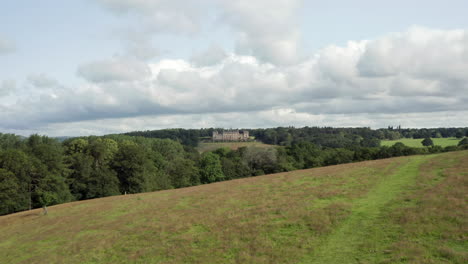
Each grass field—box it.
[381,137,461,147]
[1,151,467,263]
[196,141,274,153]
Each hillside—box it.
[196,141,274,153]
[381,137,461,148]
[1,151,467,264]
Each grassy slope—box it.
[1,151,467,264]
[196,141,274,153]
[303,156,427,264]
[381,137,461,147]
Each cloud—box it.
[6,109,468,137]
[357,26,468,80]
[0,35,16,55]
[77,57,152,83]
[124,37,160,60]
[218,0,303,65]
[94,0,303,65]
[27,73,59,88]
[0,80,16,97]
[94,0,203,35]
[190,44,227,67]
[1,26,467,134]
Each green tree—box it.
[287,142,322,169]
[458,137,468,146]
[0,169,22,215]
[0,149,31,210]
[322,148,354,165]
[28,139,66,176]
[220,157,237,180]
[88,138,118,168]
[64,138,89,155]
[66,152,93,200]
[167,158,199,188]
[112,142,159,193]
[34,173,73,210]
[0,133,23,150]
[151,139,185,161]
[421,137,434,147]
[241,147,278,175]
[85,138,121,197]
[87,167,120,198]
[199,152,224,183]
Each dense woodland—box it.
[126,127,468,147]
[1,127,468,215]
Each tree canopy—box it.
[0,130,466,216]
[421,138,434,147]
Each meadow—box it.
[196,141,274,153]
[381,137,461,148]
[0,151,466,263]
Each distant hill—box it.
[53,136,73,142]
[1,151,466,264]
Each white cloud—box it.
[357,26,468,80]
[218,0,303,65]
[1,26,467,134]
[94,0,303,65]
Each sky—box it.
[0,0,467,136]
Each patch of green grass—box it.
[381,137,461,147]
[196,141,274,153]
[0,151,466,263]
[302,156,429,263]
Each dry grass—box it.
[380,151,468,264]
[0,151,466,263]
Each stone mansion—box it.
[212,130,249,142]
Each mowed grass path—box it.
[304,156,427,263]
[0,151,466,263]
[381,137,461,147]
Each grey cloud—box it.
[77,58,151,83]
[2,27,467,132]
[10,109,468,137]
[0,82,179,130]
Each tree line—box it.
[1,132,467,215]
[124,127,468,148]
